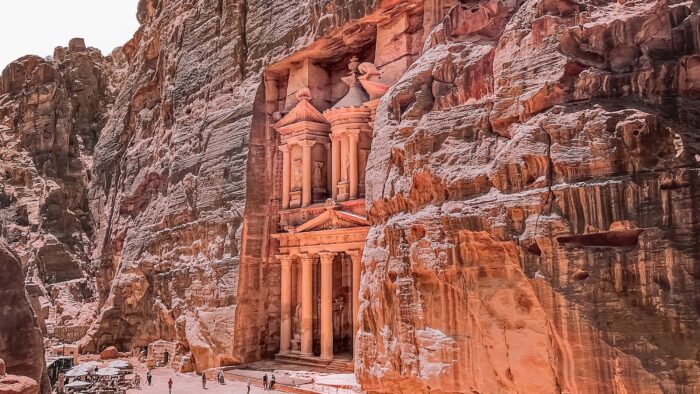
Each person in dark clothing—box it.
[201,373,207,389]
[269,374,276,390]
[168,378,173,394]
[262,374,268,390]
[146,371,152,386]
[246,379,251,394]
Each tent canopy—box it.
[95,368,120,376]
[64,381,91,388]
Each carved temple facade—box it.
[257,5,428,367]
[270,57,390,365]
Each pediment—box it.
[273,98,329,130]
[294,208,369,233]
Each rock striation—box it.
[0,242,49,394]
[1,0,699,393]
[357,0,700,392]
[0,38,121,336]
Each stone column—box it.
[348,130,360,199]
[348,250,362,344]
[300,254,315,355]
[331,135,340,200]
[279,144,291,209]
[319,252,335,360]
[300,140,315,207]
[278,255,293,355]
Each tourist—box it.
[217,370,224,385]
[262,374,268,390]
[146,370,152,386]
[134,373,141,389]
[270,374,275,391]
[201,372,206,389]
[246,379,251,394]
[168,377,173,394]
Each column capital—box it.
[347,129,361,139]
[319,252,336,264]
[347,250,362,262]
[298,139,316,148]
[299,253,316,264]
[277,254,294,265]
[278,144,291,153]
[330,134,342,142]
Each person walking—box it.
[201,372,207,389]
[262,374,268,391]
[246,379,251,394]
[269,374,276,391]
[168,377,173,394]
[146,370,152,386]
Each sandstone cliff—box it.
[0,241,49,394]
[1,0,699,393]
[358,0,700,392]
[0,38,121,337]
[79,0,401,371]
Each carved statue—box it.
[342,147,350,180]
[333,295,345,339]
[293,303,302,347]
[292,158,302,191]
[313,161,324,188]
[359,149,369,184]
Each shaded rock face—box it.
[0,242,49,394]
[358,0,700,393]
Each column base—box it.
[320,354,334,361]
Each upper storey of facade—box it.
[262,3,429,235]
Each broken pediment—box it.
[292,202,369,233]
[273,88,330,134]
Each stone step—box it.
[274,353,353,372]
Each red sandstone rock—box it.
[0,375,39,394]
[0,244,49,394]
[1,0,699,393]
[99,346,118,360]
[357,0,700,392]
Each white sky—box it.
[0,0,140,69]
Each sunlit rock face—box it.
[0,242,49,394]
[1,0,698,391]
[358,0,700,392]
[0,38,118,342]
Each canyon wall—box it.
[1,0,699,392]
[0,241,49,394]
[80,0,394,371]
[0,38,120,336]
[358,0,700,393]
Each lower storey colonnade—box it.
[278,250,361,360]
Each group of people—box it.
[134,368,279,393]
[261,374,276,391]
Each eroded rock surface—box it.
[358,0,700,392]
[1,0,698,392]
[0,38,121,338]
[0,243,49,394]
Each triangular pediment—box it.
[273,98,329,130]
[294,207,369,233]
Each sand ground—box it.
[126,363,284,394]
